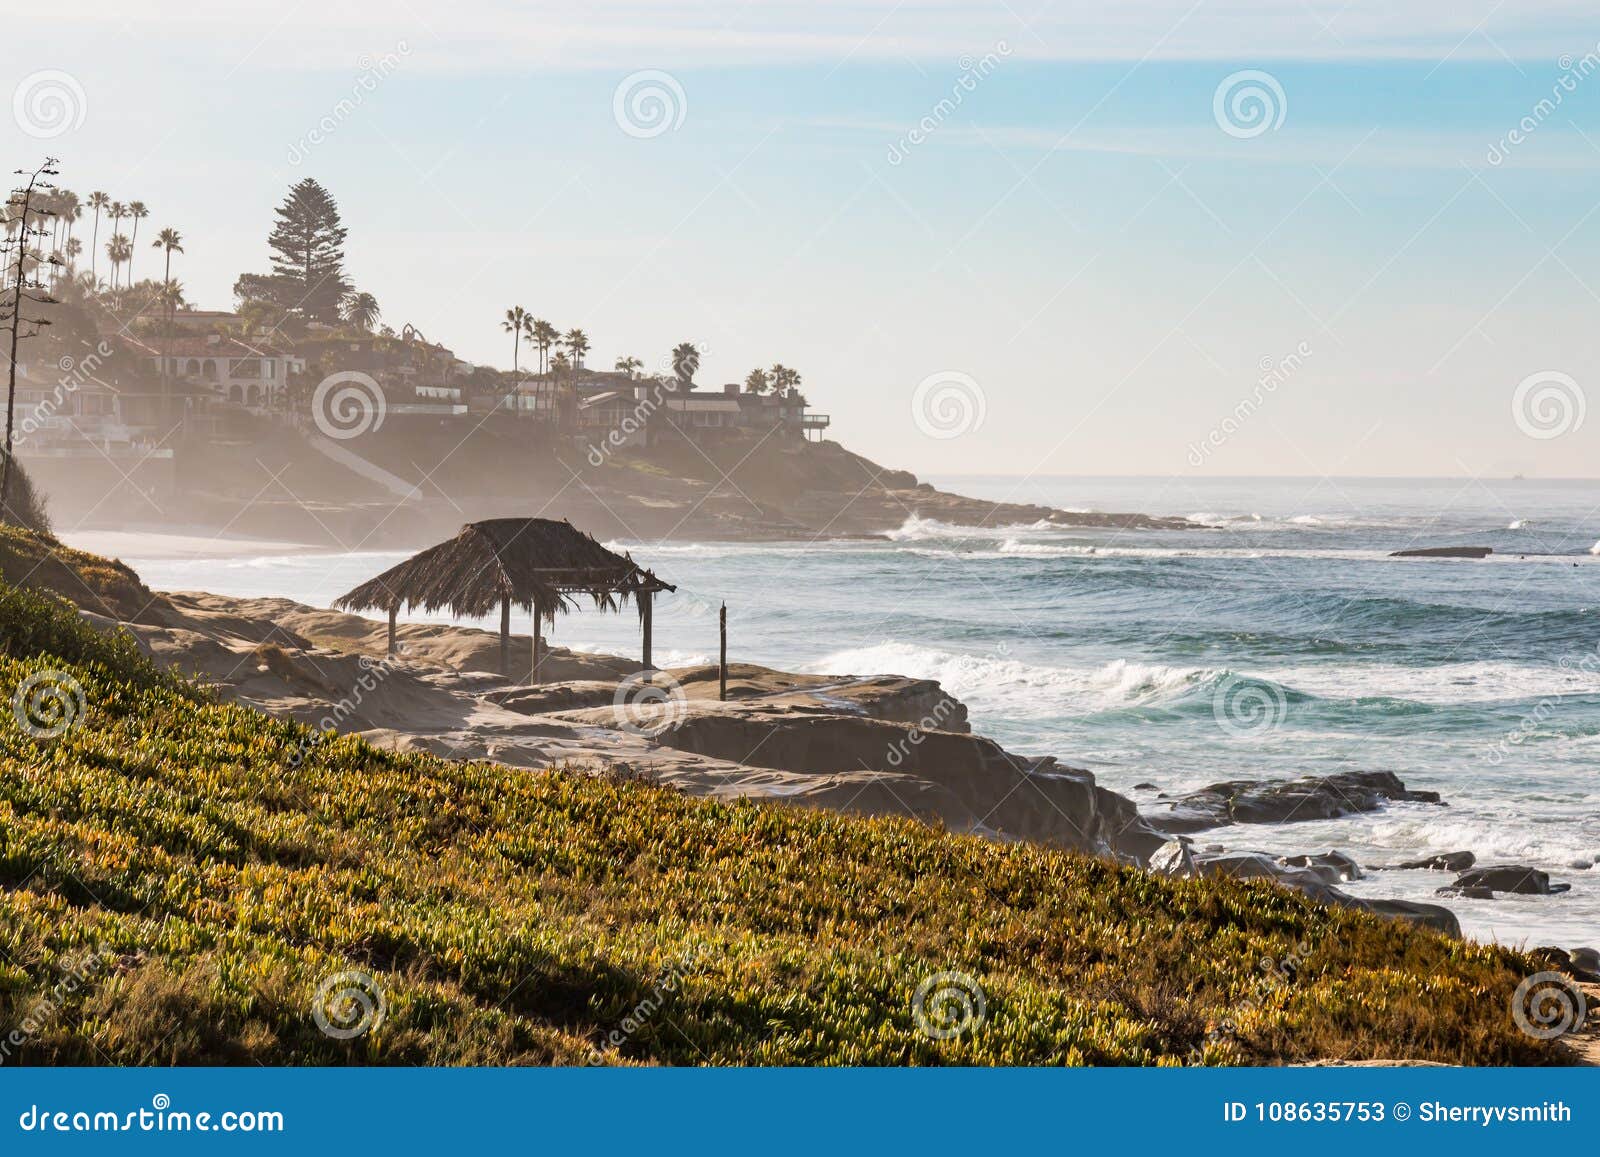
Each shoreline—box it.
[93,581,1585,958]
[3,522,1594,1064]
[17,525,1597,967]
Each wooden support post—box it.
[387,605,397,656]
[719,602,727,702]
[641,590,654,671]
[531,613,542,685]
[499,596,510,677]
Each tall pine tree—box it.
[264,178,349,324]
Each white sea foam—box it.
[809,642,1217,714]
[883,514,1066,542]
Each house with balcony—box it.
[124,333,305,408]
[575,379,830,450]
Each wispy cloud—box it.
[32,0,1599,68]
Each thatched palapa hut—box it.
[334,518,674,681]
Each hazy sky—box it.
[7,1,1600,478]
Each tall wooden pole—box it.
[641,590,654,671]
[531,611,542,685]
[387,605,397,656]
[499,596,510,676]
[719,602,727,702]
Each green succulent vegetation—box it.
[0,564,1566,1065]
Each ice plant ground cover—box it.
[0,539,1568,1066]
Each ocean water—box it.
[100,476,1600,951]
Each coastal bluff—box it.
[38,421,1195,547]
[95,590,1166,866]
[0,527,1582,1066]
[0,526,1509,946]
[83,585,1459,936]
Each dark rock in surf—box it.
[1149,770,1444,835]
[1279,850,1363,881]
[1389,546,1493,559]
[1148,840,1459,935]
[1438,865,1570,896]
[1378,850,1476,872]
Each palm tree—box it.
[503,306,528,372]
[770,364,800,393]
[106,202,126,286]
[105,234,131,296]
[60,190,80,250]
[563,328,590,370]
[152,227,183,289]
[530,320,557,375]
[615,356,643,378]
[125,201,149,282]
[342,291,380,332]
[672,342,700,385]
[744,367,770,394]
[64,236,81,268]
[86,191,108,282]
